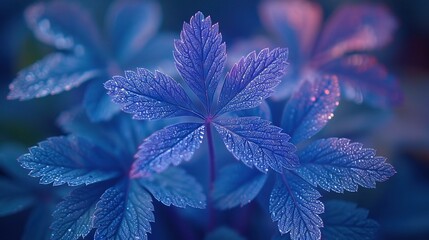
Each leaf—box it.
[8,53,100,100]
[213,163,267,209]
[173,11,226,107]
[131,123,205,178]
[106,0,161,63]
[270,172,324,240]
[22,205,52,240]
[18,136,120,186]
[83,78,120,122]
[213,117,298,173]
[0,179,35,216]
[51,183,108,240]
[314,4,396,58]
[322,200,379,240]
[281,76,340,144]
[216,48,288,114]
[296,138,395,193]
[140,167,206,208]
[25,1,103,51]
[93,180,154,240]
[104,68,197,120]
[320,54,402,107]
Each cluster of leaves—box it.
[4,1,398,239]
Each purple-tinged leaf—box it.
[131,123,205,178]
[320,54,402,107]
[93,180,154,240]
[0,179,35,216]
[314,4,396,59]
[213,117,298,173]
[296,138,395,193]
[281,76,340,144]
[105,68,197,120]
[217,48,288,114]
[259,0,321,60]
[174,11,226,108]
[270,172,324,240]
[107,0,160,63]
[51,183,108,240]
[322,200,379,240]
[213,163,267,209]
[83,79,120,122]
[18,136,120,186]
[8,53,100,100]
[25,1,103,52]
[22,205,52,240]
[140,168,206,208]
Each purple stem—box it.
[205,122,216,231]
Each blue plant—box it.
[17,110,206,240]
[104,12,298,181]
[213,76,395,240]
[8,0,172,121]
[0,144,69,240]
[254,0,402,107]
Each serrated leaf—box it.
[322,200,379,240]
[213,163,267,209]
[83,78,120,122]
[8,53,100,100]
[281,76,340,144]
[270,172,324,240]
[314,4,396,58]
[131,123,205,177]
[50,183,108,240]
[105,68,197,120]
[320,54,402,107]
[213,117,298,173]
[140,167,206,208]
[174,11,226,107]
[93,180,154,240]
[0,179,35,216]
[295,138,395,193]
[25,1,103,51]
[106,0,160,63]
[217,48,288,114]
[18,136,120,186]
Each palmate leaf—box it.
[51,182,108,240]
[8,53,100,100]
[281,76,340,144]
[214,117,298,173]
[140,167,206,208]
[18,136,119,186]
[174,11,226,107]
[93,180,154,240]
[270,172,324,240]
[105,68,196,120]
[131,123,205,178]
[295,138,395,193]
[212,163,267,209]
[217,48,288,114]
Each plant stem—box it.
[205,122,216,231]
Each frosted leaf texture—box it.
[104,68,195,120]
[322,200,379,240]
[51,183,107,240]
[270,172,324,240]
[18,136,119,186]
[141,168,206,208]
[93,180,154,240]
[8,53,99,100]
[281,76,340,144]
[214,117,298,173]
[296,138,396,193]
[174,11,226,107]
[213,163,267,209]
[131,123,205,177]
[217,48,289,114]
